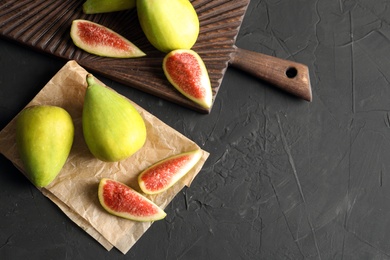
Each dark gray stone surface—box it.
[2,0,390,259]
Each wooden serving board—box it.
[0,0,311,113]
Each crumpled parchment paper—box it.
[0,60,209,254]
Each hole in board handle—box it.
[286,67,298,79]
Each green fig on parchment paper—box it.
[16,105,74,187]
[82,74,147,162]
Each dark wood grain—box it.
[0,0,250,113]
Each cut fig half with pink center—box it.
[70,19,146,58]
[163,49,212,109]
[98,178,166,222]
[138,149,203,195]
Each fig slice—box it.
[162,49,212,109]
[138,150,203,195]
[98,178,166,222]
[70,19,146,58]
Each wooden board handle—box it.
[229,47,312,102]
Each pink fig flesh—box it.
[98,178,166,221]
[163,50,212,109]
[138,150,203,194]
[70,19,145,58]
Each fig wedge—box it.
[70,19,145,58]
[138,150,203,194]
[98,178,166,222]
[163,49,212,109]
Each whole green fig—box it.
[82,74,147,162]
[16,105,74,187]
[83,0,136,14]
[137,0,199,53]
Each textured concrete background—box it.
[2,0,390,259]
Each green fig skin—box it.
[137,0,199,53]
[83,0,136,14]
[82,74,147,162]
[16,106,74,188]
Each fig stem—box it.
[86,74,96,87]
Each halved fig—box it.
[98,178,166,221]
[162,49,212,109]
[70,19,145,58]
[138,149,203,195]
